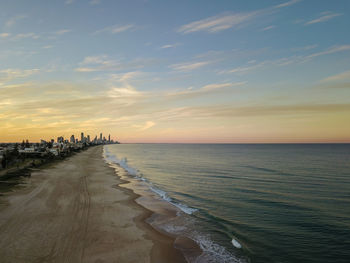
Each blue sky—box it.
[0,0,350,142]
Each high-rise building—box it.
[108,134,110,142]
[57,136,64,143]
[87,135,90,143]
[81,132,84,142]
[70,135,75,143]
[100,133,102,141]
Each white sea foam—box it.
[149,186,198,214]
[103,145,247,263]
[232,238,242,249]
[194,234,245,263]
[104,146,198,215]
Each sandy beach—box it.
[0,146,186,263]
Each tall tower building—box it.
[70,135,75,143]
[100,133,102,141]
[81,132,84,142]
[108,134,110,142]
[87,135,90,143]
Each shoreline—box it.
[107,163,189,263]
[0,145,187,263]
[104,150,204,263]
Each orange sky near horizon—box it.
[1,1,350,143]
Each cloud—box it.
[274,0,301,9]
[261,25,276,31]
[305,11,342,25]
[75,55,119,72]
[43,45,54,49]
[161,43,180,49]
[55,29,72,35]
[133,121,155,131]
[306,45,350,59]
[170,61,212,71]
[291,44,318,52]
[178,12,257,34]
[107,87,142,98]
[94,24,136,35]
[5,15,27,27]
[106,72,145,100]
[0,69,40,84]
[75,55,155,73]
[12,33,40,41]
[177,0,300,34]
[166,82,246,100]
[220,45,350,75]
[219,62,267,75]
[155,103,350,121]
[0,33,10,38]
[321,70,350,83]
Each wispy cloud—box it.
[161,43,180,49]
[305,11,342,25]
[178,12,257,34]
[5,15,27,27]
[306,45,350,59]
[166,82,246,100]
[55,29,72,35]
[261,25,276,31]
[177,0,300,34]
[170,61,212,71]
[274,0,301,9]
[11,32,40,41]
[156,103,350,121]
[321,70,350,83]
[0,33,10,38]
[75,55,119,72]
[133,121,155,131]
[94,24,136,35]
[220,45,350,75]
[291,44,318,52]
[75,55,155,73]
[0,68,40,84]
[106,71,145,101]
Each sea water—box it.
[104,144,350,263]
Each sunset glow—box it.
[1,0,349,143]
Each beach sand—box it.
[0,146,186,263]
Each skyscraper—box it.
[81,132,84,142]
[70,135,75,143]
[108,134,110,142]
[100,133,102,141]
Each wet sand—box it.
[0,146,186,263]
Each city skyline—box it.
[0,1,350,143]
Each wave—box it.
[232,238,242,249]
[103,146,247,263]
[194,234,245,263]
[104,147,197,215]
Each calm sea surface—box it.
[104,144,350,263]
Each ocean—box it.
[104,144,350,263]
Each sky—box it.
[0,0,350,143]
